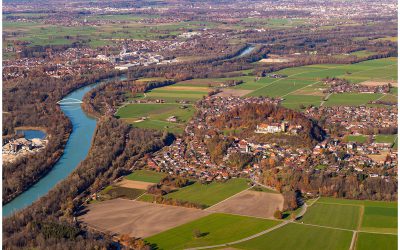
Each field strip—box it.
[246,77,286,94]
[349,231,357,250]
[280,80,321,98]
[291,221,354,232]
[337,63,397,77]
[316,201,364,207]
[184,220,290,250]
[135,192,147,201]
[117,198,214,213]
[205,185,254,210]
[357,205,364,230]
[210,210,281,221]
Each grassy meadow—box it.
[145,213,280,250]
[164,178,250,207]
[125,170,166,183]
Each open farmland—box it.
[238,57,398,108]
[300,202,361,230]
[79,199,210,238]
[137,85,211,103]
[115,103,195,133]
[355,232,398,250]
[164,178,250,207]
[233,223,353,250]
[345,135,368,143]
[145,213,280,250]
[323,93,384,106]
[317,197,397,234]
[125,170,166,183]
[207,190,284,219]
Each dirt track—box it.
[207,190,284,219]
[79,199,210,238]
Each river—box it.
[3,76,125,217]
[236,45,255,58]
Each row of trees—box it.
[261,167,397,201]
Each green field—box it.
[375,134,397,145]
[300,203,361,230]
[125,170,166,183]
[317,197,397,234]
[164,178,250,207]
[115,103,195,133]
[356,232,397,250]
[361,206,398,233]
[345,135,368,143]
[234,223,353,250]
[145,213,280,250]
[96,186,145,201]
[141,85,210,103]
[240,58,398,107]
[323,93,383,106]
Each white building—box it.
[255,122,286,134]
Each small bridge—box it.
[57,98,83,105]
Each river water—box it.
[2,46,254,217]
[3,76,125,217]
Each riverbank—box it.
[3,73,124,215]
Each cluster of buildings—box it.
[255,122,303,135]
[142,96,397,185]
[2,137,47,163]
[323,78,391,94]
[304,106,397,134]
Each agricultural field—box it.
[125,170,166,183]
[164,178,250,207]
[300,202,361,230]
[94,185,145,202]
[145,213,280,250]
[355,232,397,250]
[142,86,209,103]
[317,197,398,234]
[79,199,209,238]
[375,134,398,146]
[345,135,368,143]
[323,93,383,106]
[207,190,284,219]
[233,223,353,250]
[236,57,398,107]
[115,103,195,133]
